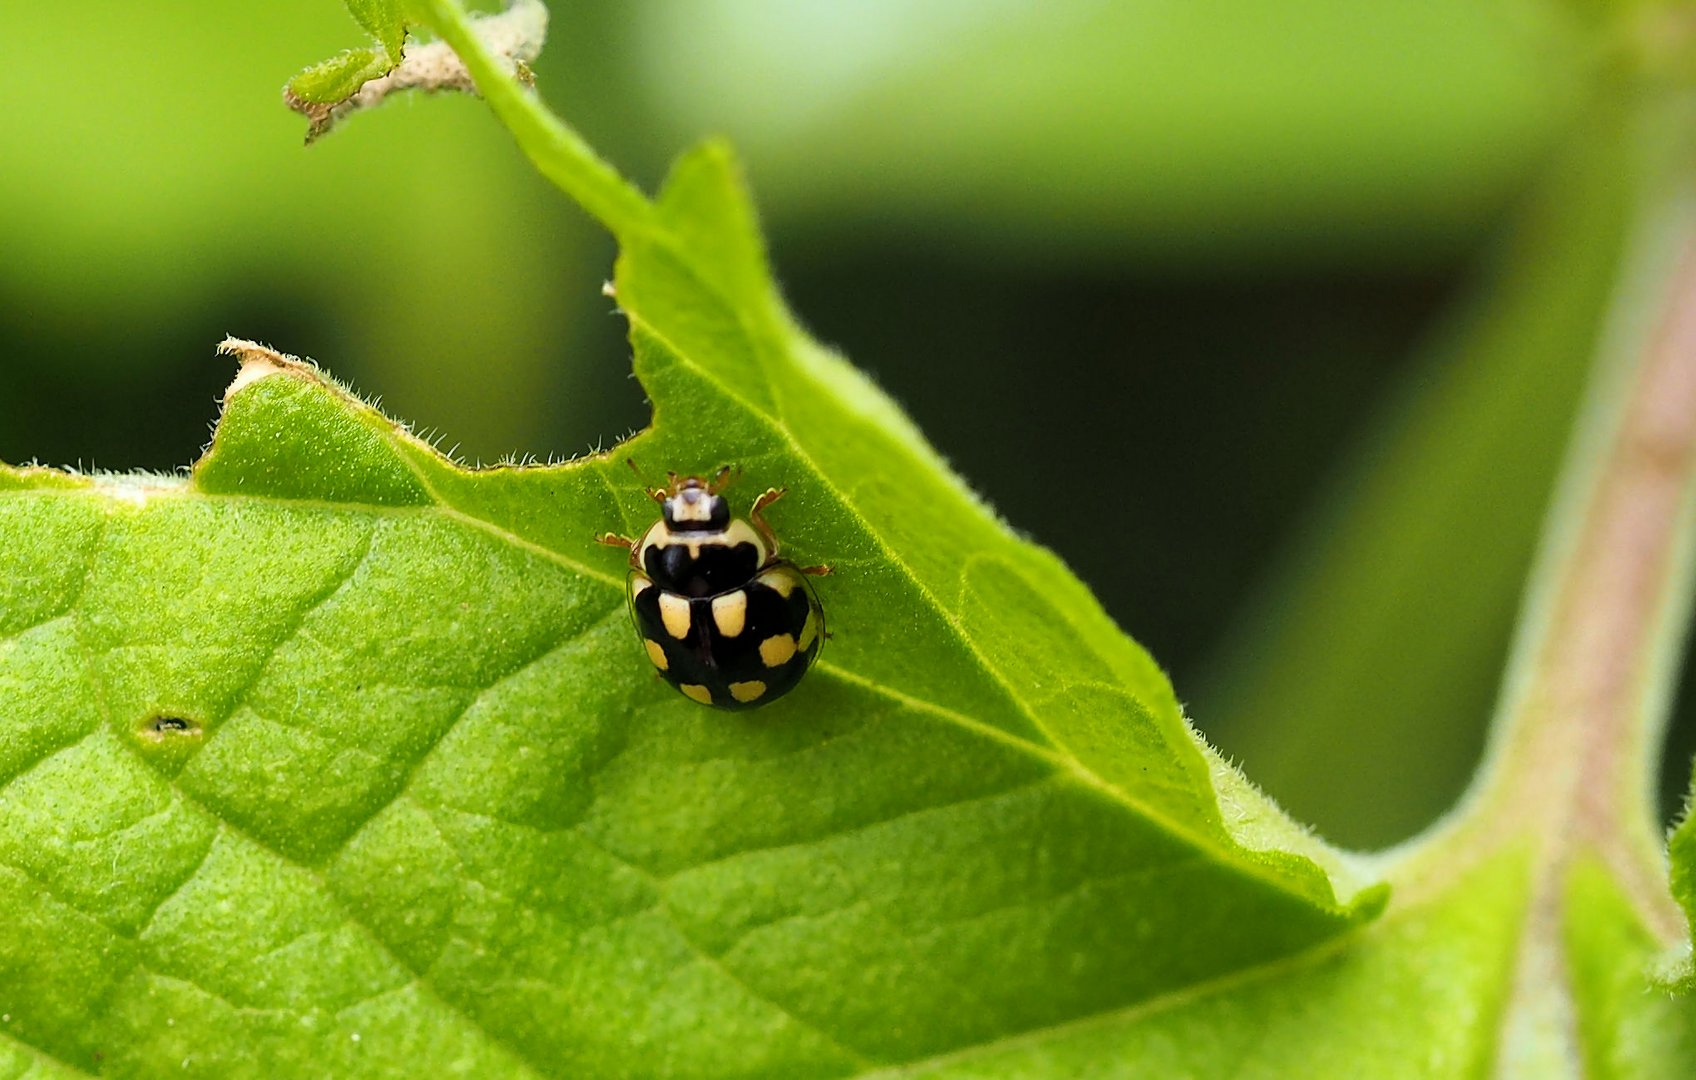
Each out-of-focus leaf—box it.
[285,1,546,143]
[284,0,412,110]
[1567,859,1696,1075]
[347,0,408,63]
[285,47,393,106]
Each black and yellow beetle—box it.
[599,465,828,709]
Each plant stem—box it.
[1478,204,1696,934]
[1441,161,1696,1068]
[413,0,657,238]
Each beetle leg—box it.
[800,564,833,576]
[749,487,787,553]
[595,533,635,550]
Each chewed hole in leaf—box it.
[129,711,210,776]
[135,713,204,742]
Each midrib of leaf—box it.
[847,845,1519,1080]
[850,928,1364,1079]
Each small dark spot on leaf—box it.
[137,714,203,742]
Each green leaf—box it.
[284,47,395,106]
[880,845,1536,1076]
[346,0,408,64]
[0,131,1382,1080]
[284,0,547,143]
[291,0,410,104]
[1568,858,1696,1076]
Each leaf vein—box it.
[120,764,549,1075]
[335,601,627,855]
[133,827,222,940]
[559,827,877,1069]
[0,1026,98,1079]
[852,917,1373,1078]
[654,775,1060,884]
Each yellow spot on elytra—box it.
[631,575,652,600]
[760,568,797,597]
[659,593,692,640]
[711,591,747,637]
[798,611,819,651]
[680,683,714,705]
[759,634,797,667]
[730,680,767,703]
[644,639,668,670]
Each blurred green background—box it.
[3,0,1690,848]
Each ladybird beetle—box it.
[598,464,829,710]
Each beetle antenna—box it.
[708,464,738,494]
